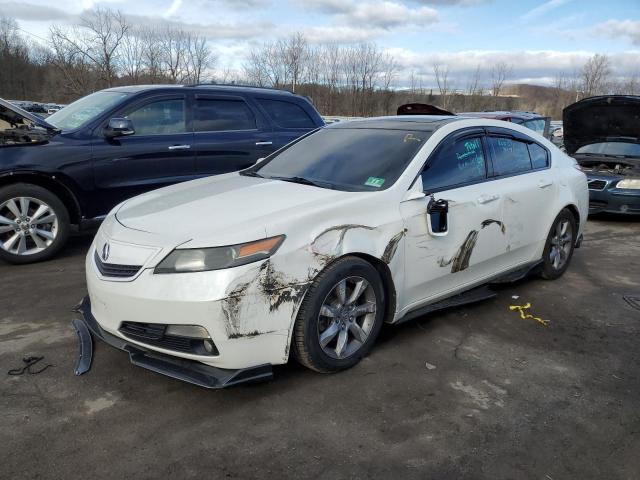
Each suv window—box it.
[488,137,532,176]
[257,99,314,128]
[523,119,546,135]
[422,137,486,192]
[126,99,186,136]
[194,99,256,132]
[528,143,549,169]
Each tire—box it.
[292,256,386,373]
[0,183,71,264]
[540,208,577,280]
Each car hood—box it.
[115,172,353,247]
[0,98,58,131]
[563,95,640,154]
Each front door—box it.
[400,132,507,310]
[92,94,195,214]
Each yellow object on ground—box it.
[509,303,549,326]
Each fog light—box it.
[165,324,209,338]
[203,339,215,354]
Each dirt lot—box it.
[1,215,639,480]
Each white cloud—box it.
[164,0,182,18]
[593,19,640,46]
[305,0,439,29]
[521,0,572,20]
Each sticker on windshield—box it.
[404,133,422,143]
[365,177,385,188]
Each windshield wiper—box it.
[266,175,335,189]
[240,170,265,178]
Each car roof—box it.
[103,84,298,97]
[458,111,545,120]
[325,115,462,131]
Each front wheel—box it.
[292,256,386,373]
[540,208,577,280]
[0,183,70,264]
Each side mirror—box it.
[105,118,134,138]
[427,196,449,236]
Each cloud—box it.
[593,19,640,46]
[384,48,640,87]
[413,0,490,5]
[0,1,73,21]
[164,0,182,17]
[521,0,572,20]
[306,0,439,29]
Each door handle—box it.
[168,144,191,150]
[538,179,553,188]
[255,141,273,146]
[477,194,500,204]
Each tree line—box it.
[1,8,638,119]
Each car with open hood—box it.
[72,115,588,389]
[563,95,640,215]
[0,86,323,264]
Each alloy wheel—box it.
[317,276,377,359]
[0,197,58,256]
[549,218,573,271]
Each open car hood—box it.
[0,98,58,131]
[563,95,640,154]
[397,103,455,116]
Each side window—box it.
[126,99,186,136]
[488,137,532,176]
[528,143,549,169]
[523,119,546,135]
[257,99,315,128]
[422,137,486,192]
[194,99,256,132]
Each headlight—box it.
[616,179,640,189]
[155,235,285,274]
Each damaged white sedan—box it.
[73,116,588,388]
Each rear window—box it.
[257,99,315,128]
[194,99,256,132]
[488,137,532,176]
[528,143,549,169]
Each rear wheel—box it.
[0,183,70,264]
[540,208,576,280]
[292,256,385,373]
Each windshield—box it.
[47,91,130,131]
[255,128,430,191]
[576,142,640,158]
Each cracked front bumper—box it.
[72,296,274,389]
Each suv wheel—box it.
[292,256,385,373]
[540,208,577,280]
[0,183,70,264]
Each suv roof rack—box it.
[185,83,294,94]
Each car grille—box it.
[588,179,608,190]
[94,251,142,278]
[119,321,219,356]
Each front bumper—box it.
[72,296,273,389]
[587,178,640,215]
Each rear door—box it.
[192,94,273,176]
[254,97,320,150]
[92,93,195,213]
[484,127,556,266]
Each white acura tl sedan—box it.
[73,116,588,388]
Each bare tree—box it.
[580,53,611,97]
[184,33,213,84]
[433,63,453,109]
[120,26,145,82]
[490,61,511,99]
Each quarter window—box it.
[257,99,315,128]
[194,99,256,132]
[528,143,549,169]
[488,137,532,176]
[422,137,487,192]
[126,99,186,136]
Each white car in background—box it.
[73,116,588,388]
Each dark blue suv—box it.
[0,85,324,263]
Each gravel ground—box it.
[1,214,639,480]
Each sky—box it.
[1,0,639,87]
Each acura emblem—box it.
[101,243,110,262]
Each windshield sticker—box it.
[365,177,385,188]
[404,133,422,143]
